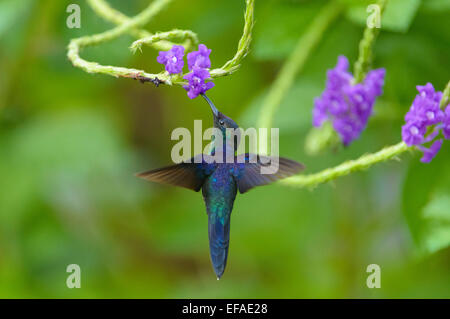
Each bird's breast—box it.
[202,165,238,217]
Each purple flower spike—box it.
[312,55,386,145]
[183,68,214,99]
[418,139,443,163]
[182,43,214,99]
[364,68,386,97]
[417,83,443,104]
[313,98,328,127]
[405,86,444,127]
[401,82,449,163]
[333,117,361,146]
[157,45,185,74]
[187,44,212,71]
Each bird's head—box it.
[201,94,240,151]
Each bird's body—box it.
[137,94,304,279]
[202,164,237,278]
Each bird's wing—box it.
[233,153,304,194]
[136,154,216,192]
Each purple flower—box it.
[364,68,385,96]
[187,44,211,71]
[312,55,386,146]
[404,90,444,127]
[401,121,426,146]
[418,139,443,163]
[333,117,361,146]
[157,45,185,74]
[182,43,214,99]
[183,68,214,99]
[401,83,449,163]
[417,83,443,104]
[312,98,328,127]
[326,56,352,91]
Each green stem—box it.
[256,1,342,137]
[281,142,411,188]
[217,0,255,75]
[68,0,174,84]
[440,80,450,109]
[353,0,387,83]
[87,0,150,37]
[69,0,255,85]
[130,30,199,54]
[87,0,179,51]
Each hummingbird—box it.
[137,94,304,279]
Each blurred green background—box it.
[0,0,449,298]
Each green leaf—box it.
[423,194,450,222]
[420,193,450,254]
[344,0,422,32]
[402,146,450,255]
[420,223,450,255]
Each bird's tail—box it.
[208,212,231,280]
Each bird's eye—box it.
[219,120,225,126]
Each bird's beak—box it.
[201,93,219,117]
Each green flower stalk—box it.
[219,0,255,75]
[440,80,450,109]
[281,142,410,189]
[304,0,387,153]
[68,0,175,84]
[130,30,199,54]
[68,0,254,86]
[87,0,178,51]
[353,0,387,84]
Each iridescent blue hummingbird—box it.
[137,94,304,279]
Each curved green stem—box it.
[281,142,411,188]
[87,0,151,38]
[130,29,199,54]
[87,0,132,24]
[68,0,174,84]
[256,1,342,137]
[217,0,255,76]
[87,0,194,51]
[69,0,255,86]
